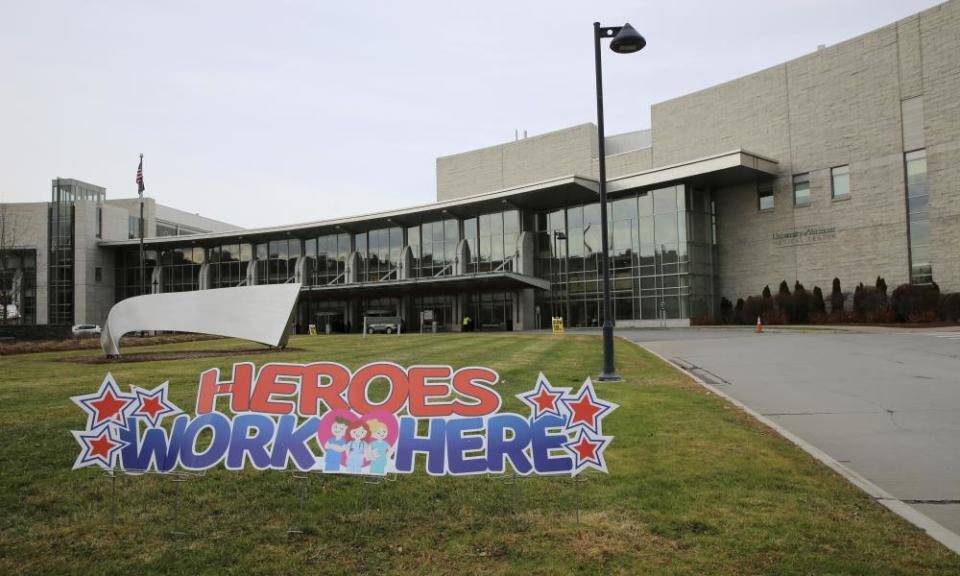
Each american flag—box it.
[136,154,145,195]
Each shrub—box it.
[793,281,811,323]
[812,286,826,315]
[775,281,793,322]
[734,298,745,325]
[940,293,960,322]
[743,296,763,326]
[830,278,845,314]
[891,283,940,322]
[719,297,733,324]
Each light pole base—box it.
[597,372,623,382]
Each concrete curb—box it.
[632,340,960,556]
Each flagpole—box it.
[138,153,145,297]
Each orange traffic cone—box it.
[756,316,763,333]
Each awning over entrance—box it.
[607,149,778,194]
[302,271,550,298]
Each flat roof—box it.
[99,149,776,248]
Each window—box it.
[96,208,102,239]
[95,267,102,282]
[905,150,932,284]
[831,165,850,199]
[758,183,774,211]
[793,173,811,206]
[128,216,140,239]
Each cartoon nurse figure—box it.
[323,417,350,472]
[365,418,393,475]
[345,421,369,474]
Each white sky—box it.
[0,0,944,228]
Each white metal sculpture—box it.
[100,284,301,356]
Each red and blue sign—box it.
[71,363,617,476]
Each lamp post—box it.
[593,22,646,382]
[553,230,567,319]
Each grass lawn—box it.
[2,333,958,575]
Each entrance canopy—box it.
[303,272,550,298]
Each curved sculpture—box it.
[101,284,301,356]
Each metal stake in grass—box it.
[170,472,188,538]
[572,474,590,524]
[287,471,309,535]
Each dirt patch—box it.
[60,347,304,364]
[0,334,223,356]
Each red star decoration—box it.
[567,395,604,429]
[531,386,561,414]
[88,430,119,459]
[90,389,129,426]
[569,434,600,462]
[137,395,165,420]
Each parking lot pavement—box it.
[618,327,960,536]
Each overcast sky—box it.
[0,0,944,228]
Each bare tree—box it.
[0,204,22,324]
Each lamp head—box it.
[609,23,645,54]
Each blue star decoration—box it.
[126,381,181,428]
[516,372,571,422]
[560,377,618,436]
[71,373,135,432]
[563,429,613,474]
[71,427,130,470]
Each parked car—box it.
[366,318,401,334]
[72,324,102,337]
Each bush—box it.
[733,298,745,325]
[891,283,940,322]
[793,281,811,323]
[719,297,734,324]
[812,286,826,315]
[830,278,845,314]
[940,293,960,322]
[775,281,793,322]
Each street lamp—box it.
[553,230,567,319]
[593,22,646,382]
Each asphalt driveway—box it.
[620,327,960,537]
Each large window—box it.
[305,233,350,286]
[161,247,204,293]
[410,220,457,278]
[356,227,402,282]
[209,243,251,288]
[535,185,698,326]
[255,238,301,284]
[831,165,850,199]
[793,173,811,206]
[905,150,932,284]
[463,210,519,274]
[115,248,157,300]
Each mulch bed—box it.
[61,347,303,364]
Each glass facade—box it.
[48,181,75,325]
[463,210,520,273]
[409,219,457,278]
[115,248,158,300]
[161,247,204,293]
[305,233,350,285]
[111,181,720,331]
[905,149,932,284]
[255,239,301,284]
[355,227,402,282]
[534,184,714,327]
[209,243,251,288]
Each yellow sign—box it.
[551,317,564,335]
[308,324,317,335]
